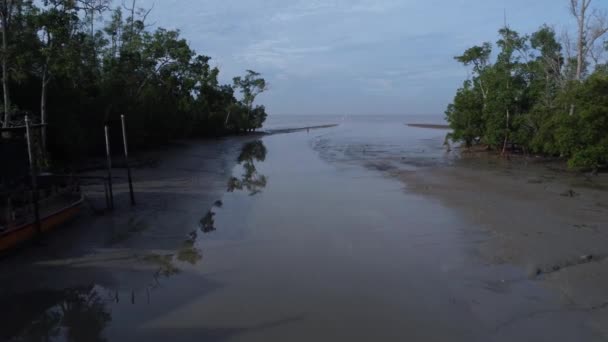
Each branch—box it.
[135,59,174,96]
[570,0,579,17]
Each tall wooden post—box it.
[25,116,41,234]
[121,115,135,206]
[104,125,114,210]
[104,181,110,210]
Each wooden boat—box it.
[0,120,87,254]
[0,175,84,254]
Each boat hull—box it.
[0,197,84,254]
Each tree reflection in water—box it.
[228,140,268,196]
[177,230,203,265]
[3,286,111,342]
[199,210,216,233]
[3,143,271,341]
[144,230,204,280]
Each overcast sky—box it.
[135,0,605,116]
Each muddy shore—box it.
[1,117,606,341]
[390,148,608,337]
[0,124,339,293]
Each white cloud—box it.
[271,0,402,22]
[235,38,338,77]
[138,0,582,115]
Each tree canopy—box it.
[0,0,268,161]
[446,2,608,170]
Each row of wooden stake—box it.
[104,114,136,210]
[23,114,136,237]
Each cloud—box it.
[271,0,402,22]
[235,38,339,78]
[139,0,586,115]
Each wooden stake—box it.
[105,125,114,210]
[121,115,135,206]
[104,180,110,210]
[25,116,41,234]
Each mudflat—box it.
[1,116,606,341]
[392,153,608,336]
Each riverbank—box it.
[65,124,339,174]
[1,117,605,341]
[391,147,608,337]
[0,124,339,289]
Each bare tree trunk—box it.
[130,0,136,38]
[122,0,136,44]
[576,8,585,80]
[570,0,593,81]
[567,0,605,116]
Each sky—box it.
[134,0,606,116]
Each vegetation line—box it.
[0,0,269,164]
[445,0,608,170]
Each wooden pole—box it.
[25,116,41,234]
[121,115,135,206]
[104,181,110,210]
[104,125,114,210]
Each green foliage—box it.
[447,24,608,170]
[1,0,268,161]
[444,81,484,147]
[555,74,608,169]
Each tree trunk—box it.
[129,0,136,40]
[224,110,231,127]
[576,12,585,80]
[572,0,591,81]
[41,73,49,154]
[1,10,10,128]
[572,10,581,115]
[502,109,510,155]
[90,10,94,37]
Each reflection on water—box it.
[142,141,270,284]
[2,135,277,341]
[1,119,602,341]
[144,230,204,279]
[143,253,182,278]
[177,231,204,265]
[1,286,111,342]
[136,141,269,291]
[200,210,216,233]
[4,231,208,340]
[227,141,268,196]
[110,217,150,244]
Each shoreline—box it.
[68,124,340,173]
[264,124,339,135]
[406,123,451,130]
[77,123,340,211]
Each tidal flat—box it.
[1,115,606,341]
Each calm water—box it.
[262,114,447,130]
[0,116,601,341]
